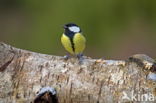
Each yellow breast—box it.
[73,33,86,55]
[61,34,74,54]
[61,33,86,55]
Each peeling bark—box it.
[0,42,156,103]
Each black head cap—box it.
[63,23,81,33]
[63,23,78,29]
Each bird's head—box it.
[63,23,81,33]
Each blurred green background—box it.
[0,0,156,59]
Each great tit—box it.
[61,23,86,60]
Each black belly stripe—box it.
[70,38,75,52]
[64,29,76,53]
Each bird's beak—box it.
[63,25,67,29]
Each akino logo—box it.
[122,91,155,102]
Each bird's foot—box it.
[63,54,70,60]
[77,53,84,64]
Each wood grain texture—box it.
[0,42,156,103]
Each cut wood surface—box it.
[0,42,156,103]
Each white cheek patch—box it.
[69,26,80,32]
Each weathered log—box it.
[0,42,156,103]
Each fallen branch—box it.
[0,42,156,103]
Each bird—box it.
[61,23,86,60]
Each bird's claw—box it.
[63,55,70,60]
[77,53,84,64]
